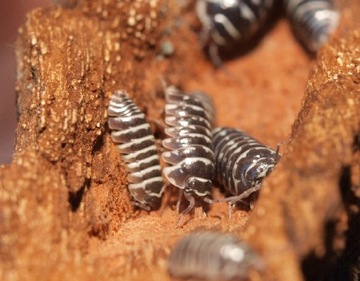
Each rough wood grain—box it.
[0,0,359,280]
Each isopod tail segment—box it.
[161,85,216,226]
[107,90,165,211]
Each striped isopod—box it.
[162,86,216,221]
[196,0,274,64]
[190,91,216,125]
[284,0,340,52]
[108,90,164,210]
[168,231,264,280]
[212,127,280,205]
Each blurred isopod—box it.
[168,231,264,280]
[196,0,274,64]
[284,0,340,52]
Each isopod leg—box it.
[158,183,170,214]
[229,185,262,206]
[176,193,196,227]
[228,202,233,219]
[274,143,281,164]
[176,190,183,213]
[211,196,248,205]
[208,43,223,68]
[131,201,151,212]
[210,185,263,218]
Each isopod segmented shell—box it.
[284,0,340,52]
[168,231,264,280]
[190,91,216,125]
[108,90,164,210]
[196,0,274,64]
[162,86,216,219]
[212,127,280,205]
[196,0,274,47]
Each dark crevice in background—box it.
[301,219,341,281]
[69,179,89,211]
[302,134,360,281]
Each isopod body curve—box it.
[108,90,164,210]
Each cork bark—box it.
[0,0,359,280]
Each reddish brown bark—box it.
[0,0,359,280]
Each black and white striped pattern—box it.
[213,127,280,204]
[190,91,216,126]
[284,0,340,52]
[162,86,216,218]
[108,90,164,210]
[168,231,264,280]
[196,0,274,47]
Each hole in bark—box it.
[328,136,360,281]
[301,151,360,281]
[301,219,340,281]
[30,66,38,82]
[92,134,104,154]
[68,179,89,211]
[323,165,359,281]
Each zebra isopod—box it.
[107,90,164,210]
[168,231,264,280]
[190,91,216,125]
[162,86,216,222]
[196,0,274,64]
[212,127,280,206]
[284,0,340,52]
